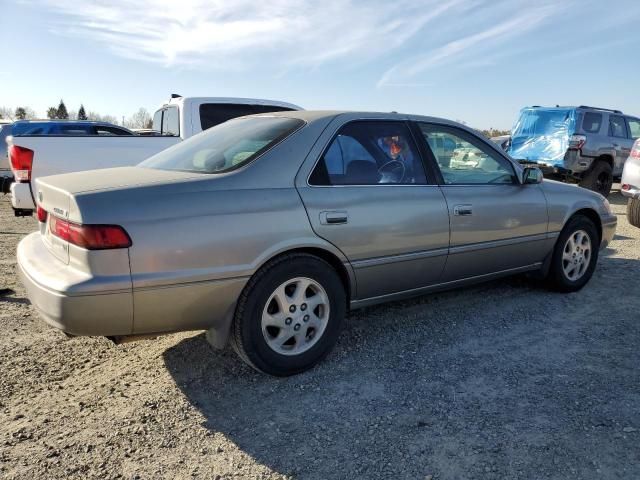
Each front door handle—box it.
[453,204,473,216]
[320,210,348,225]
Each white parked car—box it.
[7,95,302,215]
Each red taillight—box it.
[49,215,131,250]
[9,145,34,182]
[568,134,586,150]
[622,184,630,191]
[631,139,640,159]
[36,206,48,223]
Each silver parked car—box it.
[18,111,617,376]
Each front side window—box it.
[418,124,516,185]
[627,118,640,139]
[609,115,628,138]
[309,121,427,186]
[582,112,602,134]
[140,116,303,174]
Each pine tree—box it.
[47,107,58,119]
[57,100,69,120]
[15,107,27,120]
[77,104,87,120]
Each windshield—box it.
[140,116,303,173]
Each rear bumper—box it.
[18,233,134,336]
[10,181,35,211]
[517,152,593,178]
[621,158,640,199]
[18,232,248,341]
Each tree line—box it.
[0,100,153,129]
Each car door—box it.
[414,122,550,282]
[296,118,450,301]
[609,115,633,175]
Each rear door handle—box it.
[320,210,348,225]
[453,204,473,216]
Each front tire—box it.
[579,160,613,197]
[231,253,346,376]
[546,215,600,292]
[627,198,640,228]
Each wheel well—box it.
[269,247,352,302]
[595,154,613,168]
[570,208,602,241]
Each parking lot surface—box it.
[0,191,638,479]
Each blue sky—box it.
[1,0,640,129]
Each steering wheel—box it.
[378,160,406,184]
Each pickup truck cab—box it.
[8,96,302,215]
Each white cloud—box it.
[34,0,462,69]
[377,2,565,87]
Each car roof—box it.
[163,96,303,111]
[12,120,126,126]
[252,110,471,129]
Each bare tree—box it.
[125,108,151,129]
[47,107,58,119]
[0,106,15,121]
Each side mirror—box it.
[522,167,543,184]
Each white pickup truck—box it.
[7,96,301,215]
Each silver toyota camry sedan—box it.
[18,111,617,376]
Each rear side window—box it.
[627,118,640,139]
[609,115,628,138]
[582,112,602,133]
[309,121,427,186]
[162,107,180,136]
[140,117,303,174]
[199,104,295,130]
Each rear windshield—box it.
[199,103,295,130]
[140,116,303,174]
[512,109,575,137]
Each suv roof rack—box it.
[577,105,623,114]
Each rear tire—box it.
[230,253,346,376]
[546,215,600,292]
[579,160,613,197]
[627,198,640,228]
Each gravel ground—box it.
[0,189,638,480]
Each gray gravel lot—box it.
[0,190,638,479]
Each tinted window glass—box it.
[199,104,294,130]
[609,115,627,138]
[162,107,179,136]
[57,125,91,135]
[140,117,303,174]
[251,105,294,114]
[94,126,132,136]
[418,124,516,185]
[628,118,640,139]
[582,112,602,133]
[309,121,427,186]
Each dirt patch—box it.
[1,190,638,479]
